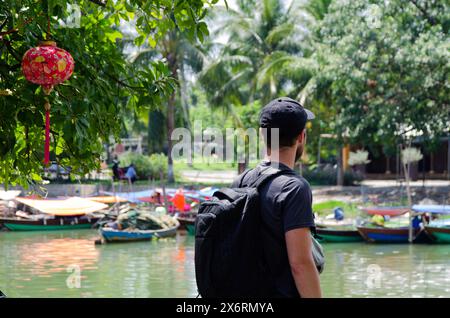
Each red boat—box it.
[360,207,409,217]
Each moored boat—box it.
[186,223,195,235]
[0,216,99,231]
[412,205,450,243]
[99,222,179,242]
[357,226,422,243]
[0,197,107,231]
[424,226,450,243]
[316,227,363,243]
[177,214,196,232]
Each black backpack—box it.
[194,166,290,298]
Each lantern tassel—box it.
[44,101,51,165]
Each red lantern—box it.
[22,40,74,165]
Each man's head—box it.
[259,97,314,162]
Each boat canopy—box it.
[87,196,128,204]
[101,188,214,203]
[15,197,108,216]
[101,190,156,203]
[360,206,409,217]
[0,190,21,201]
[412,205,450,214]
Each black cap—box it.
[259,97,315,137]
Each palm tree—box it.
[201,0,315,108]
[199,0,318,171]
[303,0,333,21]
[128,30,207,182]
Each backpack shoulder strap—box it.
[251,166,295,190]
[236,168,253,188]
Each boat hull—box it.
[316,228,363,243]
[425,226,450,243]
[177,216,195,231]
[357,226,420,243]
[100,225,179,243]
[186,224,195,235]
[0,217,99,231]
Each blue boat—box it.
[99,223,179,243]
[357,226,422,243]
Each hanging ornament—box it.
[22,40,74,165]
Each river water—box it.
[0,230,449,298]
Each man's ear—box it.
[297,129,305,144]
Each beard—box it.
[294,143,304,162]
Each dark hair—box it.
[262,127,304,148]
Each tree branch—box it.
[0,28,18,36]
[4,40,21,62]
[88,0,106,7]
[0,18,8,32]
[410,0,437,26]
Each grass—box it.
[174,161,236,171]
[173,160,259,172]
[312,200,361,218]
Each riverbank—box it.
[2,179,448,204]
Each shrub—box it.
[118,152,169,180]
[118,152,152,179]
[148,153,168,179]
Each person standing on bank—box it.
[195,97,322,298]
[232,97,322,298]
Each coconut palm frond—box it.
[265,22,295,46]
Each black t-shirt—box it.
[232,161,315,298]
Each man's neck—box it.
[265,148,296,169]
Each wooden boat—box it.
[0,216,100,231]
[357,226,421,243]
[412,205,450,243]
[177,214,196,231]
[99,223,179,243]
[315,219,355,228]
[360,206,409,217]
[316,227,363,243]
[424,226,450,243]
[186,223,195,235]
[0,197,107,231]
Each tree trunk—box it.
[148,109,165,154]
[337,146,344,186]
[167,91,175,183]
[166,49,178,183]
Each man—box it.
[112,156,120,181]
[125,163,137,183]
[232,97,322,298]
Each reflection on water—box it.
[321,243,450,298]
[0,230,196,297]
[0,230,449,297]
[18,237,99,275]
